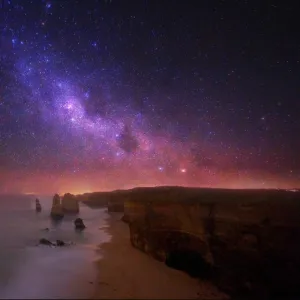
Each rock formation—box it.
[39,238,68,247]
[35,198,42,212]
[39,238,54,246]
[79,189,129,210]
[56,239,65,246]
[50,194,64,220]
[123,186,300,299]
[74,218,86,230]
[61,193,79,214]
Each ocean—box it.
[0,194,111,299]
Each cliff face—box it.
[123,187,300,298]
[78,190,129,212]
[62,193,79,214]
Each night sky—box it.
[0,0,299,194]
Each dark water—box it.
[0,195,111,299]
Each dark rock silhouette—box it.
[50,194,64,220]
[56,239,65,246]
[62,193,79,214]
[35,198,42,212]
[39,238,54,246]
[39,238,69,247]
[74,218,86,230]
[123,186,300,299]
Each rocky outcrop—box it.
[74,218,86,230]
[39,238,69,247]
[62,193,79,214]
[50,194,64,220]
[35,198,42,212]
[39,238,53,246]
[124,186,300,299]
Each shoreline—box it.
[92,213,228,299]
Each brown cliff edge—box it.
[81,186,300,299]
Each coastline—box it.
[92,213,228,299]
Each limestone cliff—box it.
[78,190,129,211]
[123,186,300,299]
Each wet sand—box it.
[92,213,228,299]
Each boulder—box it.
[39,238,54,246]
[39,238,68,247]
[56,239,65,246]
[50,194,64,220]
[74,218,86,230]
[62,193,79,214]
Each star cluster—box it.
[0,0,299,194]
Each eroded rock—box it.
[62,193,79,214]
[35,198,42,213]
[39,238,70,247]
[39,238,54,246]
[74,218,86,230]
[56,239,65,246]
[124,186,300,299]
[50,194,64,220]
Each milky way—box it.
[0,0,299,193]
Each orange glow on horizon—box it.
[0,166,298,196]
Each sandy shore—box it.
[92,213,228,299]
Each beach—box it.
[0,196,228,299]
[93,213,228,299]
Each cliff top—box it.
[76,186,300,206]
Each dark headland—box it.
[76,186,300,299]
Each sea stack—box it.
[35,198,42,212]
[50,194,64,220]
[61,193,79,214]
[74,218,86,230]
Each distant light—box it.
[71,118,75,122]
[46,3,51,8]
[158,166,164,171]
[180,168,187,173]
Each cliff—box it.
[122,186,300,299]
[78,190,129,212]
